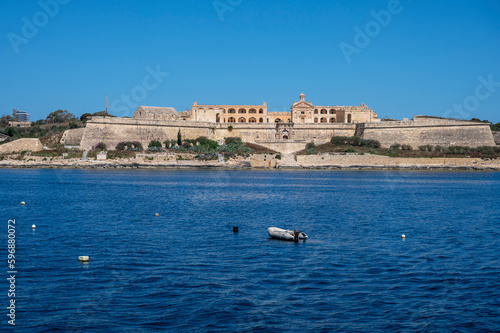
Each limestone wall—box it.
[0,138,43,154]
[359,119,495,148]
[80,117,357,152]
[296,154,500,169]
[60,128,85,146]
[493,131,500,145]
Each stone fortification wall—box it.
[359,119,495,148]
[80,117,356,151]
[0,138,43,154]
[493,131,500,145]
[79,117,495,152]
[60,128,85,146]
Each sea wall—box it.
[358,119,495,148]
[295,154,500,169]
[0,138,43,154]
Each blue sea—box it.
[1,169,500,332]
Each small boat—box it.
[267,227,308,241]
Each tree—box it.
[177,129,182,146]
[0,114,15,127]
[80,113,92,123]
[45,110,76,123]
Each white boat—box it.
[267,227,308,241]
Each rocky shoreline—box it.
[1,156,499,171]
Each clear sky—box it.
[1,0,499,122]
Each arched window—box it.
[229,109,236,114]
[321,118,327,123]
[321,109,327,115]
[314,109,318,114]
[216,114,220,123]
[249,117,257,123]
[259,109,264,114]
[249,109,257,114]
[239,109,246,114]
[259,118,264,123]
[239,117,246,123]
[314,118,318,123]
[275,118,282,123]
[330,118,336,123]
[330,109,335,114]
[348,114,352,123]
[228,117,236,123]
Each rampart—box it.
[358,118,495,148]
[80,117,356,152]
[79,117,495,153]
[0,138,43,154]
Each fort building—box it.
[190,93,379,124]
[77,93,496,153]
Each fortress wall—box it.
[80,118,218,150]
[493,131,500,145]
[60,128,85,146]
[0,138,43,154]
[359,120,495,148]
[80,118,356,150]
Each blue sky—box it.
[1,0,499,122]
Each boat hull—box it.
[267,227,308,241]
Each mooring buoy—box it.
[78,256,90,262]
[233,226,239,233]
[155,213,160,217]
[401,234,406,239]
[32,224,36,229]
[20,201,25,206]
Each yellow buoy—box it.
[155,213,159,217]
[78,256,90,262]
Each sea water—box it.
[1,169,499,332]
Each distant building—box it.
[13,109,30,122]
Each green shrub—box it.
[275,154,282,160]
[225,137,242,145]
[401,144,412,151]
[228,125,233,132]
[94,142,107,151]
[390,143,401,150]
[148,140,162,149]
[344,148,356,153]
[306,148,318,155]
[434,145,444,152]
[164,140,171,149]
[116,141,143,151]
[306,142,316,149]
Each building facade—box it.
[13,109,30,122]
[188,94,379,124]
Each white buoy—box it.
[32,224,36,229]
[401,234,406,239]
[78,256,90,262]
[20,201,25,206]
